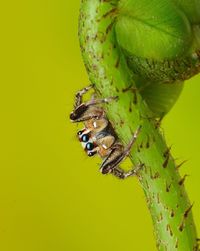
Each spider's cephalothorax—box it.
[70,85,142,179]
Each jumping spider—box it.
[70,85,142,179]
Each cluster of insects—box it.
[70,84,142,179]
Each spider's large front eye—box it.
[86,142,94,151]
[81,134,89,143]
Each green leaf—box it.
[139,81,184,117]
[173,0,200,24]
[116,0,192,60]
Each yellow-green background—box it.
[1,1,200,250]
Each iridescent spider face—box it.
[77,130,97,157]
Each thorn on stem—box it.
[179,174,189,186]
[166,224,173,236]
[179,221,185,232]
[175,239,179,249]
[176,160,188,170]
[152,172,160,180]
[171,210,175,218]
[179,204,194,233]
[184,204,194,219]
[157,212,163,222]
[157,193,160,204]
[163,145,172,158]
[115,55,120,68]
[166,182,172,192]
[146,135,150,148]
[163,154,170,168]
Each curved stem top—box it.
[78,0,199,250]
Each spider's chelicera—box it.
[70,85,142,179]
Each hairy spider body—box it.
[70,85,142,179]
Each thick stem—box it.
[78,0,198,250]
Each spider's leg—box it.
[100,126,141,174]
[85,96,118,107]
[74,84,94,109]
[70,89,117,122]
[71,114,102,123]
[111,164,143,179]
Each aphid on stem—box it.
[70,85,143,179]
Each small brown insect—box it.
[70,85,142,179]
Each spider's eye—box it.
[86,142,94,151]
[88,151,96,157]
[77,130,83,136]
[81,134,89,142]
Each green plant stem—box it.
[78,0,198,250]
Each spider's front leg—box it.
[100,126,142,179]
[70,85,118,122]
[74,84,94,109]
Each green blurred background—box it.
[1,1,199,250]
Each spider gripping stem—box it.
[100,126,142,178]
